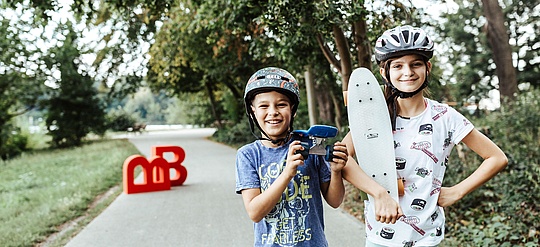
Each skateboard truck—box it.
[292,125,339,161]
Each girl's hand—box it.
[373,190,403,224]
[284,140,305,177]
[437,186,463,207]
[329,141,348,172]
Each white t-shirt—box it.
[365,99,474,247]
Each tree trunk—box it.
[481,0,518,100]
[333,25,353,91]
[315,80,336,125]
[304,66,317,126]
[352,18,372,71]
[205,82,222,129]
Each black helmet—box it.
[375,25,434,63]
[244,67,300,144]
[244,67,300,113]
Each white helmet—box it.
[375,25,434,63]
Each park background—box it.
[0,0,538,246]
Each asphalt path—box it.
[66,128,365,246]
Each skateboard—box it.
[346,67,399,203]
[292,125,338,161]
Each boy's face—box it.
[250,91,293,141]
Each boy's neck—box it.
[260,139,281,148]
[259,136,288,148]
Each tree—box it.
[481,0,517,100]
[0,6,47,157]
[438,0,539,105]
[43,21,106,148]
[229,0,426,127]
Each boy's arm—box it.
[320,142,347,208]
[341,132,403,224]
[438,128,508,207]
[240,140,305,223]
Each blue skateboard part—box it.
[292,125,338,161]
[292,125,338,138]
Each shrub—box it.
[0,124,29,160]
[444,90,540,246]
[212,119,254,148]
[106,110,137,132]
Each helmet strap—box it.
[383,67,429,131]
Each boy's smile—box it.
[250,91,293,142]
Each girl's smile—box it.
[382,54,432,93]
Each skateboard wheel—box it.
[324,145,334,161]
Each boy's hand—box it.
[328,141,347,172]
[284,140,305,177]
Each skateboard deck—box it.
[347,67,398,203]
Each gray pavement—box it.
[66,128,365,246]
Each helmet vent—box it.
[402,30,410,43]
[391,34,400,43]
[413,32,420,42]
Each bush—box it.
[443,90,540,246]
[212,119,254,148]
[0,125,29,160]
[106,110,137,132]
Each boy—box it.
[235,67,348,246]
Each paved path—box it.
[66,128,365,246]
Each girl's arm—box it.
[240,140,305,222]
[341,132,403,224]
[438,128,508,207]
[320,142,348,208]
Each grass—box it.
[0,138,140,247]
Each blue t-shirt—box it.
[235,139,332,247]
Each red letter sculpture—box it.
[123,145,187,194]
[152,146,187,186]
[123,155,171,194]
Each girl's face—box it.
[381,54,432,93]
[250,91,293,140]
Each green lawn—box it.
[0,139,140,247]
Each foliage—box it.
[437,0,540,103]
[211,119,253,148]
[0,6,47,157]
[0,139,139,247]
[43,21,107,148]
[178,91,223,127]
[105,109,137,132]
[443,89,540,246]
[0,123,29,160]
[146,0,274,126]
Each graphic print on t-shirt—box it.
[258,160,314,245]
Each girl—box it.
[342,26,508,247]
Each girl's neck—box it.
[397,94,426,118]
